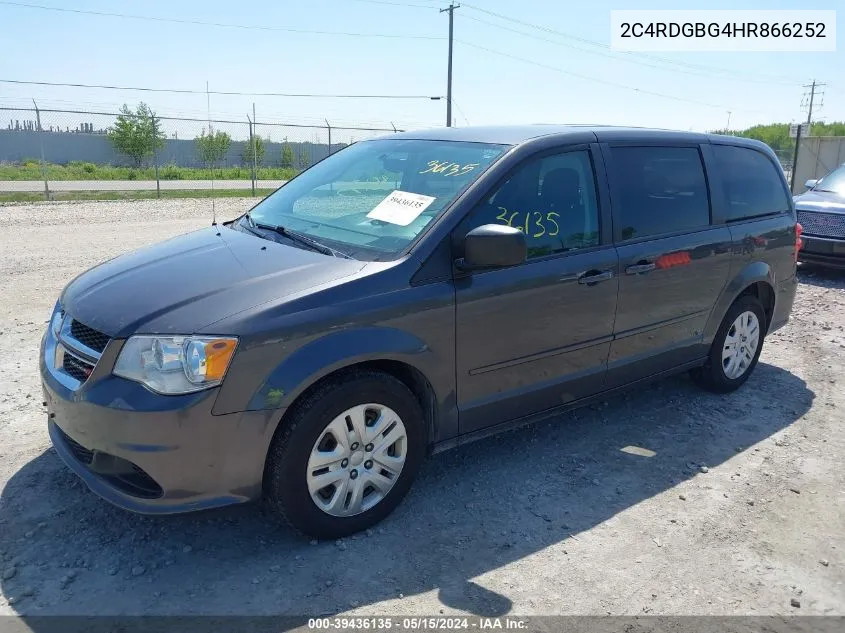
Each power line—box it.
[0,105,403,131]
[0,97,442,128]
[458,1,803,86]
[801,80,827,124]
[455,40,762,113]
[0,1,444,39]
[0,79,443,100]
[331,0,813,88]
[460,14,797,87]
[338,0,440,9]
[450,99,471,126]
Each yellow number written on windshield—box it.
[419,160,480,177]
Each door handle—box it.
[577,270,614,285]
[625,262,656,275]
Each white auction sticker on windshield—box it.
[367,190,436,226]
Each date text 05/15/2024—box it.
[307,616,530,630]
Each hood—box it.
[60,226,366,337]
[794,189,845,214]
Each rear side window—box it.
[712,145,791,221]
[609,146,710,241]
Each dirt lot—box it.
[0,200,844,618]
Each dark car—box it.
[41,125,800,538]
[794,163,845,268]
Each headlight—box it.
[50,305,65,338]
[113,335,238,395]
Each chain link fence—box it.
[773,148,793,176]
[0,106,402,199]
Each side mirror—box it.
[458,224,527,271]
[804,179,818,190]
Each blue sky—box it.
[0,0,841,139]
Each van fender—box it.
[246,326,434,413]
[702,260,775,342]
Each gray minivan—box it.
[41,125,800,538]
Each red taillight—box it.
[794,222,804,261]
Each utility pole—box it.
[802,79,825,125]
[791,80,826,192]
[441,2,459,127]
[790,123,802,193]
[725,111,731,130]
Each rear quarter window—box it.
[712,145,791,221]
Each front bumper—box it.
[40,326,276,515]
[799,235,845,269]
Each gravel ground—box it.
[0,199,844,618]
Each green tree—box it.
[196,128,232,167]
[740,123,794,154]
[241,135,265,166]
[107,102,165,167]
[281,142,295,169]
[814,121,845,136]
[711,121,845,159]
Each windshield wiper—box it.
[245,216,351,259]
[237,211,264,236]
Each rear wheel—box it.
[692,295,766,393]
[264,370,426,539]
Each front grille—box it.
[62,353,94,383]
[55,426,163,499]
[109,466,164,499]
[57,427,94,465]
[69,319,110,353]
[797,210,845,239]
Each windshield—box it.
[244,138,508,260]
[814,164,845,194]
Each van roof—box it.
[387,124,771,152]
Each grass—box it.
[0,189,276,203]
[0,161,299,181]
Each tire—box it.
[692,295,767,393]
[264,369,427,539]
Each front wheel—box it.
[692,295,766,393]
[264,370,427,539]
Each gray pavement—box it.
[0,179,286,192]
